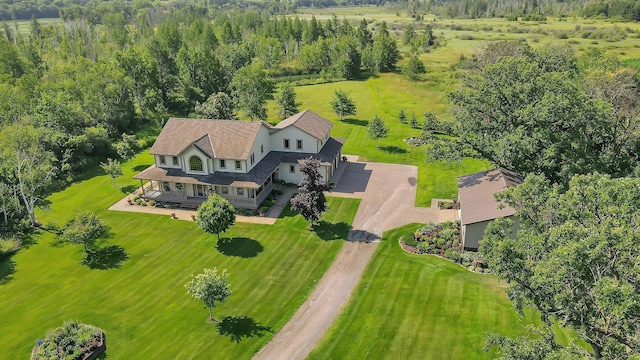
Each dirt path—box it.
[254,160,456,360]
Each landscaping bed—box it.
[31,321,105,360]
[399,221,489,273]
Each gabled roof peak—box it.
[274,110,333,140]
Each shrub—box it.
[148,200,156,207]
[402,231,420,247]
[140,201,147,207]
[0,237,21,259]
[31,321,103,360]
[132,195,140,202]
[260,206,269,213]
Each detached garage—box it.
[457,168,524,251]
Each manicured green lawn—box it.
[307,224,534,360]
[0,152,359,359]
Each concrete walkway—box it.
[108,186,297,225]
[254,159,458,360]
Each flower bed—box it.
[31,321,105,360]
[399,221,489,273]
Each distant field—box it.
[7,18,61,34]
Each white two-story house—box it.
[134,110,344,209]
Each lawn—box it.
[307,224,536,360]
[0,151,360,359]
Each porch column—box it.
[140,180,145,195]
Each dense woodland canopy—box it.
[3,0,640,21]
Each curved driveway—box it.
[253,160,455,360]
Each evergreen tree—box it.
[410,113,419,129]
[398,109,407,123]
[367,114,389,148]
[402,53,426,80]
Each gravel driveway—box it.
[254,160,448,360]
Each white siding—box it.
[277,163,303,184]
[269,127,318,153]
[246,126,271,171]
[155,155,181,169]
[180,146,211,174]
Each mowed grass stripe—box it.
[307,224,531,360]
[0,150,359,359]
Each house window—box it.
[163,182,170,191]
[159,155,166,165]
[189,156,203,172]
[221,186,229,194]
[296,139,303,150]
[284,139,290,149]
[237,188,244,196]
[220,159,226,168]
[235,160,241,170]
[260,144,264,154]
[175,183,184,191]
[250,153,255,165]
[172,156,178,165]
[289,165,295,173]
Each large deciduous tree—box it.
[481,173,640,359]
[290,158,331,226]
[432,43,640,185]
[330,90,356,121]
[194,92,235,120]
[367,114,389,148]
[185,267,232,322]
[0,125,57,227]
[196,194,236,242]
[231,64,273,121]
[275,83,300,119]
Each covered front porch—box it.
[134,168,278,210]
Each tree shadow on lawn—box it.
[342,118,368,127]
[379,145,408,154]
[133,164,151,171]
[313,220,352,241]
[217,316,273,343]
[81,245,129,270]
[0,258,16,285]
[277,201,298,219]
[119,184,139,194]
[216,237,263,258]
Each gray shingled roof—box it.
[274,109,333,140]
[135,137,344,188]
[150,119,266,160]
[458,168,524,225]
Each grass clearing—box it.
[307,224,536,359]
[0,151,359,359]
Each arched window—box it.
[189,156,203,172]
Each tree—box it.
[398,109,406,124]
[100,158,122,187]
[437,43,640,185]
[330,90,356,121]
[59,211,107,252]
[410,113,418,129]
[367,114,389,148]
[290,158,331,226]
[363,22,400,73]
[231,64,274,121]
[356,18,373,49]
[403,23,416,45]
[185,267,232,322]
[481,173,640,358]
[275,83,300,119]
[402,53,426,81]
[196,194,236,242]
[116,133,139,169]
[0,125,56,227]
[194,92,235,120]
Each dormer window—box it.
[159,155,166,165]
[189,156,203,172]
